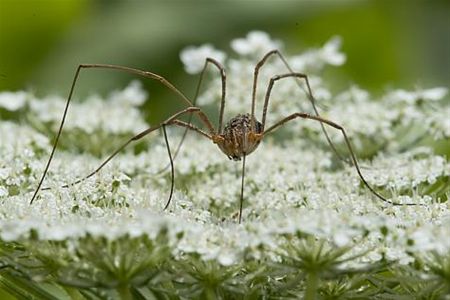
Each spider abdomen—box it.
[215,113,263,161]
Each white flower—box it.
[0,91,27,111]
[388,87,448,104]
[231,31,282,56]
[0,167,10,180]
[426,106,450,138]
[110,80,148,106]
[333,231,351,247]
[28,83,149,135]
[180,44,226,74]
[420,87,448,100]
[290,36,346,72]
[321,36,346,66]
[0,186,7,197]
[335,85,370,103]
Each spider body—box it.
[214,113,263,161]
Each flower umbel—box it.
[0,31,449,299]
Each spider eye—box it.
[255,120,263,133]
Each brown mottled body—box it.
[213,114,263,161]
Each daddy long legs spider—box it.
[29,50,418,223]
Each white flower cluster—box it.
[31,80,148,135]
[0,91,27,111]
[0,81,150,158]
[0,32,449,295]
[231,31,282,57]
[0,80,148,135]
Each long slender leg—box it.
[261,73,310,129]
[263,112,421,206]
[239,154,247,224]
[44,108,206,190]
[161,124,174,210]
[251,50,351,165]
[169,120,212,140]
[250,50,276,131]
[30,63,217,205]
[31,107,203,203]
[157,121,213,208]
[78,64,216,133]
[201,58,227,134]
[156,58,226,174]
[185,58,226,132]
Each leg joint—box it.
[295,112,309,118]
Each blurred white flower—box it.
[231,31,282,56]
[335,85,370,103]
[290,36,346,71]
[0,91,27,111]
[321,36,346,65]
[110,80,148,106]
[425,106,450,139]
[388,87,448,104]
[180,44,226,74]
[28,81,149,135]
[0,167,10,180]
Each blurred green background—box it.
[0,0,449,125]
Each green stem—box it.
[205,286,216,300]
[117,284,132,300]
[63,287,85,300]
[304,271,319,300]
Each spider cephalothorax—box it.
[213,113,263,161]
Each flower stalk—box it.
[304,270,319,300]
[117,284,132,300]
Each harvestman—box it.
[30,50,417,223]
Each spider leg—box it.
[78,64,216,132]
[239,154,247,224]
[156,58,226,174]
[30,63,217,205]
[202,58,227,134]
[263,112,420,206]
[161,119,212,209]
[161,124,174,210]
[252,50,352,166]
[39,107,210,210]
[168,120,212,140]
